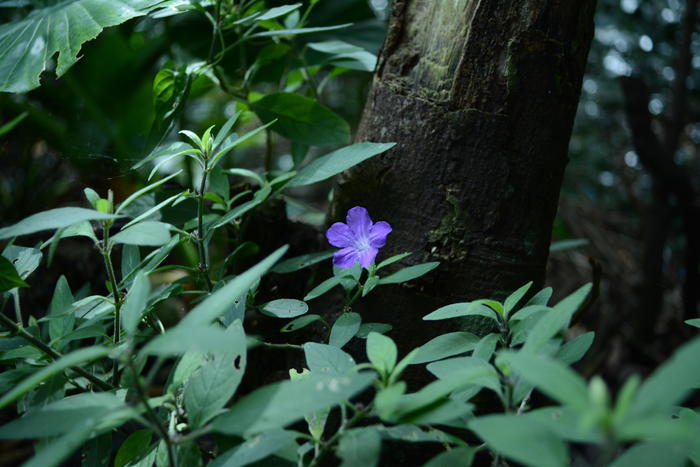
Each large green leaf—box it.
[337,427,382,467]
[0,255,28,292]
[212,372,375,436]
[469,414,568,467]
[410,332,480,365]
[184,321,247,429]
[289,142,396,187]
[211,430,298,467]
[0,392,125,439]
[251,92,350,146]
[0,207,118,240]
[304,342,356,376]
[0,346,111,409]
[0,0,166,93]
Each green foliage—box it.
[0,1,698,466]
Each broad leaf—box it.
[329,312,361,348]
[289,142,396,187]
[498,352,589,412]
[271,250,334,273]
[469,414,568,467]
[630,336,700,416]
[111,221,172,247]
[411,332,480,365]
[184,321,247,428]
[115,429,152,467]
[304,342,356,376]
[378,262,440,285]
[47,276,75,348]
[366,332,397,375]
[252,92,349,146]
[0,346,111,409]
[280,314,324,333]
[212,372,375,436]
[260,299,308,318]
[181,245,288,326]
[337,427,382,467]
[211,430,298,467]
[0,207,118,240]
[0,0,165,93]
[0,255,28,292]
[121,272,150,335]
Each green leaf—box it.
[251,92,349,146]
[411,332,480,365]
[2,245,42,280]
[280,314,324,332]
[0,0,161,93]
[503,281,532,317]
[329,312,361,348]
[378,262,440,285]
[498,351,589,412]
[609,442,688,467]
[304,342,356,376]
[212,372,375,436]
[47,276,75,347]
[423,302,498,321]
[121,272,150,335]
[374,382,406,420]
[425,357,502,396]
[0,112,28,136]
[356,322,392,338]
[260,299,308,318]
[272,250,334,273]
[556,331,595,365]
[522,283,591,354]
[423,447,475,467]
[22,418,100,467]
[0,392,126,439]
[211,430,298,467]
[0,255,28,292]
[0,207,118,240]
[289,142,396,187]
[115,429,152,467]
[376,252,412,270]
[0,346,111,409]
[111,221,172,247]
[549,238,589,252]
[143,324,241,356]
[307,40,377,72]
[366,332,397,375]
[337,427,382,467]
[469,414,568,467]
[184,321,247,428]
[181,246,288,326]
[211,120,276,167]
[630,336,700,417]
[685,318,700,329]
[304,275,347,301]
[525,287,553,306]
[257,3,302,20]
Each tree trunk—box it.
[331,0,597,350]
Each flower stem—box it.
[127,358,175,467]
[101,224,123,386]
[197,166,214,292]
[0,310,113,391]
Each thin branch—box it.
[0,312,114,391]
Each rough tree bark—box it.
[331,0,597,349]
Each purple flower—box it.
[326,206,392,269]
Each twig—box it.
[0,312,113,391]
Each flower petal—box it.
[333,247,359,269]
[369,221,392,248]
[358,246,379,268]
[326,222,355,248]
[346,206,372,240]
